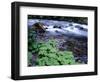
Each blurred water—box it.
[28,19,88,37]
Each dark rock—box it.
[32,22,46,33]
[69,23,73,26]
[53,25,62,29]
[75,25,87,31]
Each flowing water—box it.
[28,19,87,37]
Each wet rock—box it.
[53,25,61,29]
[75,25,87,31]
[74,55,87,64]
[32,22,46,33]
[69,23,73,26]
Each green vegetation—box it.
[36,40,76,66]
[28,30,76,66]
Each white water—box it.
[28,19,88,37]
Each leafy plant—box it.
[28,29,76,66]
[36,39,76,66]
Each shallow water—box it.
[28,19,87,37]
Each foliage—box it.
[28,29,38,66]
[36,39,76,66]
[28,29,38,52]
[28,30,76,66]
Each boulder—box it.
[32,22,46,33]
